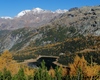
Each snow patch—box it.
[17,10,31,17]
[5,8,68,18]
[32,7,47,13]
[1,16,13,19]
[55,9,68,13]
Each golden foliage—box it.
[84,65,100,77]
[69,55,87,76]
[61,67,67,77]
[48,66,68,77]
[0,50,20,75]
[0,50,35,76]
[1,50,13,62]
[48,67,55,77]
[23,66,34,76]
[69,55,100,79]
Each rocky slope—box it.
[51,6,100,36]
[0,6,100,53]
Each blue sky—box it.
[0,0,99,17]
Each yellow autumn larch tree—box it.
[0,50,20,75]
[69,55,100,79]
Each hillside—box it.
[51,6,100,36]
[0,6,100,65]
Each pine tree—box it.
[3,68,12,80]
[34,60,48,80]
[55,66,62,80]
[16,68,26,80]
[0,72,3,80]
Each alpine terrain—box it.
[0,6,100,65]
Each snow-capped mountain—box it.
[0,6,100,53]
[16,8,67,17]
[16,8,51,17]
[0,8,68,18]
[0,7,68,30]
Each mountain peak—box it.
[2,8,68,18]
[32,7,44,13]
[16,10,31,17]
[33,7,43,11]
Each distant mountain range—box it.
[0,5,100,53]
[0,8,67,30]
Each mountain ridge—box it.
[0,8,68,30]
[0,5,100,53]
[0,7,68,19]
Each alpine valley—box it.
[0,6,100,65]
